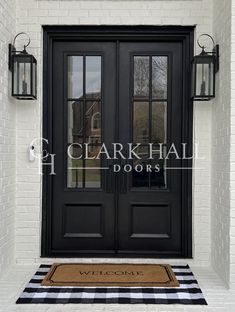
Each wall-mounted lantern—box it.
[9,32,37,100]
[192,34,219,101]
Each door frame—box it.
[41,25,194,258]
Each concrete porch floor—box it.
[0,264,235,312]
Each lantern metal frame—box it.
[9,32,37,100]
[192,34,219,101]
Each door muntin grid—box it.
[67,55,102,189]
[132,55,168,189]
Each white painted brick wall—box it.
[212,0,231,288]
[14,0,213,268]
[0,0,16,278]
[230,0,235,290]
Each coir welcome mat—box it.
[41,263,179,287]
[16,264,207,305]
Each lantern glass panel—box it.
[192,54,215,100]
[12,54,37,99]
[191,60,196,98]
[32,61,37,98]
[13,55,31,96]
[195,62,214,98]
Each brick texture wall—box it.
[0,0,16,277]
[14,0,213,267]
[211,0,231,288]
[230,0,235,290]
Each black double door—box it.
[50,38,191,257]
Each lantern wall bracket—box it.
[197,33,219,73]
[8,32,31,72]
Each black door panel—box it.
[118,42,182,255]
[52,42,116,252]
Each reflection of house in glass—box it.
[133,56,168,188]
[133,101,166,144]
[67,55,102,188]
[70,92,101,156]
[133,56,167,145]
[68,92,101,188]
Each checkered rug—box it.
[16,264,207,305]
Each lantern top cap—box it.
[199,47,207,56]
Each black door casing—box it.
[42,26,194,258]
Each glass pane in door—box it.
[67,145,83,188]
[133,101,149,143]
[68,100,83,144]
[85,157,101,188]
[67,56,83,99]
[85,101,101,143]
[152,101,167,144]
[150,146,167,188]
[152,56,167,99]
[132,55,168,188]
[86,56,101,99]
[134,56,149,99]
[67,55,102,189]
[132,145,149,188]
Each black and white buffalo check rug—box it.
[16,264,207,305]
